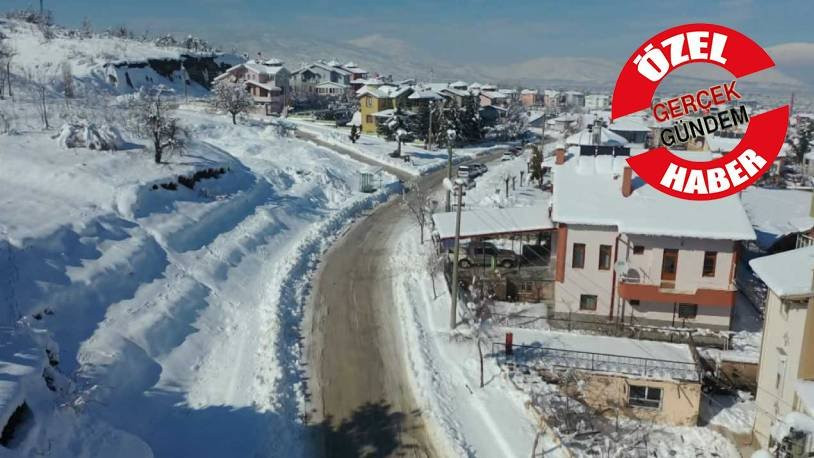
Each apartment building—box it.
[750,247,814,452]
[550,148,755,330]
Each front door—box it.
[661,249,678,288]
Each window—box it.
[678,303,698,319]
[365,97,373,107]
[572,243,585,269]
[579,294,597,311]
[776,353,787,390]
[629,300,640,306]
[702,251,717,277]
[633,245,645,255]
[598,245,612,270]
[366,115,373,124]
[519,282,534,292]
[628,385,662,409]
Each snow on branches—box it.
[211,80,253,124]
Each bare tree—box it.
[0,39,15,99]
[61,62,74,100]
[129,87,186,163]
[80,17,93,38]
[402,179,434,244]
[211,80,253,124]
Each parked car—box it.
[501,152,514,161]
[453,241,516,268]
[471,163,488,175]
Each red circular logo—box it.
[612,23,789,200]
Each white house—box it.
[550,148,756,330]
[750,247,814,452]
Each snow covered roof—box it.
[566,127,627,146]
[356,84,410,99]
[245,80,280,92]
[551,113,580,123]
[740,187,814,250]
[450,80,468,88]
[263,58,283,66]
[520,89,538,95]
[508,328,698,382]
[244,61,286,75]
[481,91,508,100]
[797,380,814,414]
[432,205,553,241]
[608,115,651,132]
[315,81,347,89]
[441,87,472,97]
[498,89,517,95]
[408,89,444,100]
[371,108,415,118]
[707,136,742,153]
[480,84,497,91]
[552,151,756,240]
[750,246,814,298]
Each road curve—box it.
[305,141,505,457]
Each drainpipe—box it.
[609,233,622,322]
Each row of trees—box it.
[376,97,531,148]
[376,96,487,147]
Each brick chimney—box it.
[622,167,633,197]
[555,148,566,165]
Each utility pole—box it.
[427,99,433,151]
[450,181,464,329]
[446,129,455,212]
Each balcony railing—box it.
[797,233,814,249]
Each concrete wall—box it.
[753,291,811,447]
[622,235,735,292]
[578,373,701,426]
[554,224,617,319]
[623,300,732,330]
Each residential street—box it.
[306,148,504,457]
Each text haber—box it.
[660,149,767,195]
[635,31,728,82]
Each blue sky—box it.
[7,0,814,63]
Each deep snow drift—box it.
[0,106,397,456]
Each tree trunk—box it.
[419,222,424,244]
[6,61,11,98]
[154,142,162,164]
[231,112,236,124]
[478,339,484,388]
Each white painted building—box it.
[585,94,610,110]
[750,247,814,452]
[550,149,755,330]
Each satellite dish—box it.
[614,260,629,275]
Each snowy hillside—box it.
[0,18,241,97]
[0,105,397,456]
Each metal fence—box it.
[493,342,700,382]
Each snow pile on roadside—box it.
[388,223,567,458]
[290,118,505,176]
[0,109,397,456]
[53,122,125,150]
